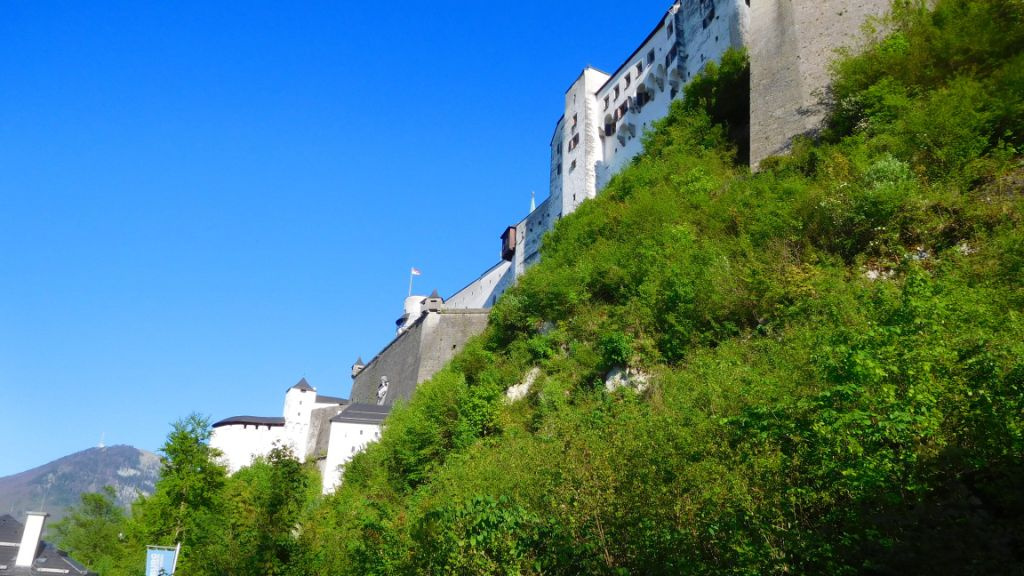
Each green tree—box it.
[50,486,128,574]
[134,413,229,575]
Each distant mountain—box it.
[0,445,160,523]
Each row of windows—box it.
[603,48,657,112]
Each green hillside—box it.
[54,1,1024,574]
[307,2,1024,573]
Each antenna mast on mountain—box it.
[98,432,105,449]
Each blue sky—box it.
[0,1,670,477]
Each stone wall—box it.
[350,314,427,405]
[748,0,889,167]
[349,309,490,406]
[446,260,514,309]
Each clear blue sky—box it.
[0,1,670,476]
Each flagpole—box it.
[408,269,413,297]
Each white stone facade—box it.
[448,1,752,304]
[209,420,286,473]
[210,378,353,489]
[321,420,382,494]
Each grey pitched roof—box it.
[0,515,94,576]
[290,377,315,392]
[429,289,441,298]
[0,515,21,545]
[211,415,285,428]
[315,394,347,405]
[354,356,364,365]
[330,403,390,425]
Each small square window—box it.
[614,86,620,99]
[624,73,631,88]
[636,62,643,75]
[570,160,577,171]
[604,96,609,110]
[647,50,655,65]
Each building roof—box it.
[211,415,286,428]
[290,377,315,392]
[315,394,347,405]
[595,1,676,95]
[0,515,94,576]
[330,403,390,426]
[0,515,21,545]
[354,356,364,366]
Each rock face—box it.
[0,445,160,523]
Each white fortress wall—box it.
[210,423,285,473]
[513,196,553,277]
[557,68,610,218]
[595,0,748,189]
[282,386,315,457]
[548,116,566,220]
[322,420,381,493]
[445,259,514,309]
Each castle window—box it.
[557,162,562,175]
[614,86,620,100]
[702,3,716,28]
[571,113,578,132]
[636,62,643,75]
[570,160,577,171]
[567,133,580,152]
[667,21,674,37]
[604,96,609,110]
[616,102,628,120]
[624,73,631,88]
[647,49,655,65]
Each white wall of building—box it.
[210,423,286,473]
[446,260,514,309]
[556,1,749,198]
[321,421,381,494]
[282,386,316,458]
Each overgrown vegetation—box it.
[56,1,1024,573]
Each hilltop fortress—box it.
[212,0,890,493]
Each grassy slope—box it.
[304,2,1024,574]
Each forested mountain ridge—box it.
[55,1,1024,574]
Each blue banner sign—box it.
[145,545,178,576]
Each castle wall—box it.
[558,69,610,218]
[415,309,490,383]
[748,0,889,167]
[548,117,566,221]
[349,308,490,406]
[513,196,553,277]
[350,314,426,405]
[322,420,381,493]
[210,423,285,473]
[446,260,514,309]
[307,405,345,462]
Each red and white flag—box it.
[410,267,422,276]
